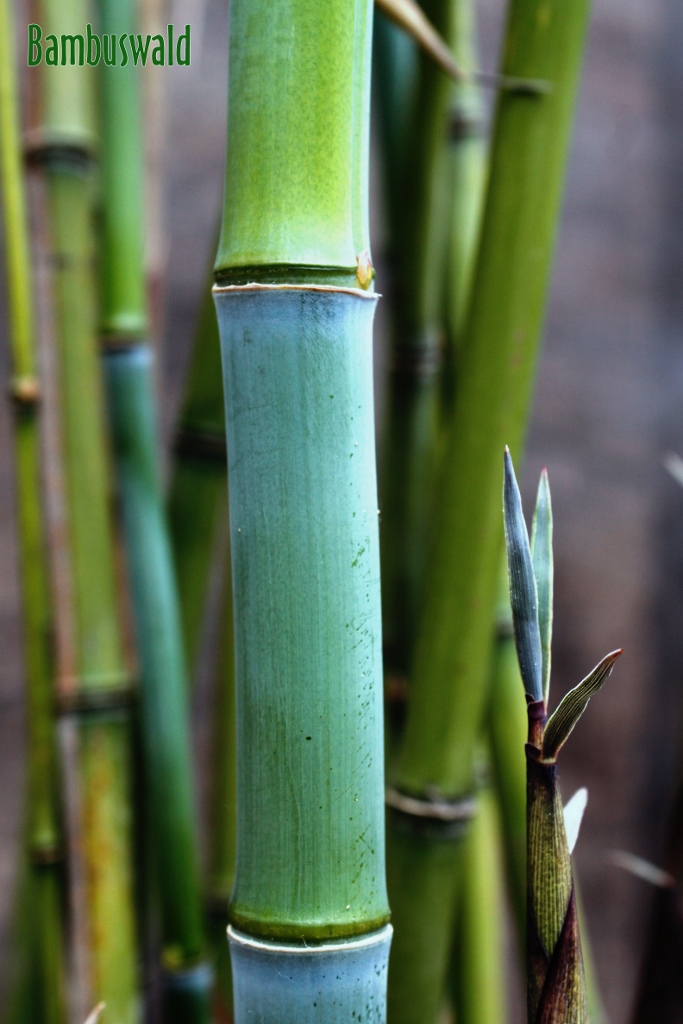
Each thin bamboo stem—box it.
[32,0,140,1018]
[449,785,506,1024]
[377,0,454,682]
[214,2,391,1019]
[94,0,210,1016]
[0,2,66,1020]
[168,276,226,677]
[206,563,237,1023]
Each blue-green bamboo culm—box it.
[213,2,391,1021]
[94,0,211,1018]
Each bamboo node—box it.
[390,343,444,378]
[386,787,477,839]
[10,375,40,407]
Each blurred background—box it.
[1,0,682,1020]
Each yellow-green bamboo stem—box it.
[33,0,140,1018]
[449,785,506,1024]
[0,1,66,1019]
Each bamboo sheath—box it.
[32,0,140,1019]
[94,0,210,1017]
[0,1,66,1020]
[214,2,391,1019]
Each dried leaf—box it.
[531,470,553,705]
[374,0,464,81]
[503,448,543,702]
[542,650,622,761]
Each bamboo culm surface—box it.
[95,0,210,1017]
[384,0,593,1015]
[214,2,391,1021]
[33,0,140,1018]
[0,0,66,1019]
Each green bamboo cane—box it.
[503,450,621,1023]
[206,565,237,1023]
[377,0,454,682]
[31,1,140,1019]
[168,277,226,677]
[384,0,592,1016]
[0,3,66,1020]
[94,0,211,1017]
[213,3,391,1020]
[449,784,506,1024]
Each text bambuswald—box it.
[27,24,191,67]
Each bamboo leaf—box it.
[375,0,465,81]
[542,650,622,760]
[531,470,553,705]
[503,447,543,702]
[84,1005,106,1024]
[563,788,587,855]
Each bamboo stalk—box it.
[449,784,506,1024]
[94,0,210,1017]
[31,1,140,1019]
[168,277,227,677]
[206,565,237,1023]
[214,3,391,1020]
[384,0,593,1014]
[0,3,66,1020]
[377,0,454,683]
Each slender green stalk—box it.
[385,0,593,1016]
[443,0,486,354]
[95,0,210,1017]
[0,3,66,1021]
[168,277,226,676]
[449,785,506,1024]
[503,451,620,1023]
[214,3,391,1020]
[206,565,237,1023]
[377,0,454,681]
[33,1,139,1018]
